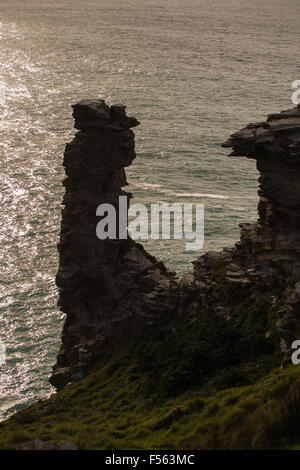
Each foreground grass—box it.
[0,280,294,450]
[1,352,300,450]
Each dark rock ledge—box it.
[50,101,300,390]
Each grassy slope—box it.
[0,260,298,450]
[1,351,300,450]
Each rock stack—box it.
[50,100,177,390]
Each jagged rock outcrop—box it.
[50,100,178,390]
[222,105,300,359]
[223,105,300,276]
[51,101,300,390]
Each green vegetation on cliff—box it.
[0,351,300,450]
[0,293,298,450]
[0,269,293,450]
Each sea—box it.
[0,0,299,420]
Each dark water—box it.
[0,0,299,420]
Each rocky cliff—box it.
[222,106,300,359]
[50,101,300,391]
[50,100,178,390]
[2,101,300,451]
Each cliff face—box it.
[50,100,178,390]
[223,105,300,275]
[50,101,300,390]
[222,105,300,359]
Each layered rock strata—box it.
[222,105,300,359]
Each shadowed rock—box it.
[50,100,177,390]
[50,101,300,389]
[222,104,300,359]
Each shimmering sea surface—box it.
[0,0,299,420]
